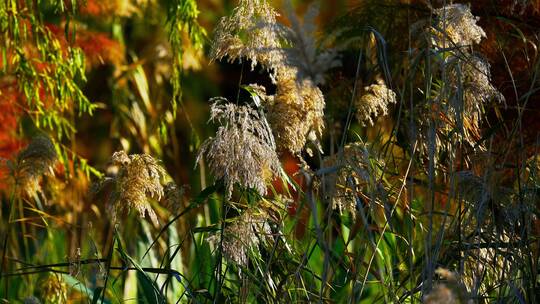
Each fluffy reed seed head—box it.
[38,273,68,304]
[211,210,272,266]
[448,55,504,108]
[355,79,397,126]
[210,0,283,72]
[445,55,504,146]
[322,142,375,218]
[432,4,486,48]
[106,150,167,224]
[211,0,333,155]
[160,181,185,211]
[266,66,325,155]
[9,136,57,196]
[198,97,281,198]
[278,2,341,85]
[260,2,339,154]
[423,268,472,304]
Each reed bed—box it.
[0,0,538,303]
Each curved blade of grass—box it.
[116,230,167,304]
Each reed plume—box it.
[93,150,168,224]
[355,79,397,126]
[432,4,486,49]
[209,210,272,266]
[197,97,281,197]
[210,0,282,73]
[8,135,57,196]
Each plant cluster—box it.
[0,0,539,303]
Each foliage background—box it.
[0,0,539,303]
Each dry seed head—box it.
[423,268,472,304]
[355,79,397,126]
[448,55,504,109]
[267,66,325,155]
[198,97,281,197]
[107,150,167,224]
[210,210,272,266]
[10,136,57,196]
[322,142,375,218]
[414,55,503,166]
[211,0,332,155]
[38,273,68,304]
[211,0,283,72]
[160,181,185,211]
[433,4,486,48]
[445,55,504,146]
[277,1,341,85]
[256,2,338,154]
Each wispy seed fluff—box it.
[38,273,68,304]
[355,79,397,126]
[160,182,185,211]
[197,97,281,198]
[210,0,282,71]
[210,210,272,266]
[9,136,57,196]
[322,142,379,218]
[278,2,341,85]
[211,0,335,155]
[101,150,167,224]
[445,55,505,145]
[268,66,326,155]
[423,268,472,304]
[263,2,341,155]
[432,4,486,48]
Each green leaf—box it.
[62,274,111,303]
[116,231,167,304]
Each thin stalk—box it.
[100,227,116,304]
[1,188,16,297]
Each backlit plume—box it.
[197,97,281,197]
[432,4,486,48]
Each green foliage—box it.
[166,0,207,116]
[2,2,95,137]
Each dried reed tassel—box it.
[423,268,472,304]
[432,4,486,48]
[264,2,340,154]
[322,142,383,218]
[38,273,68,304]
[276,1,341,85]
[9,135,57,196]
[160,181,185,211]
[445,55,505,146]
[211,0,339,155]
[208,210,272,266]
[197,97,281,197]
[94,150,167,224]
[268,66,325,155]
[355,79,397,126]
[210,0,282,72]
[419,3,503,164]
